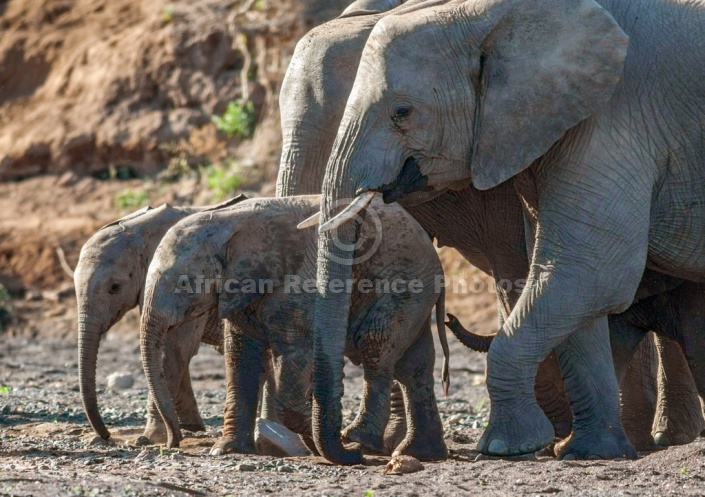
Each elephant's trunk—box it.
[312,178,363,464]
[140,306,182,448]
[445,313,494,353]
[77,303,110,440]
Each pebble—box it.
[87,435,109,447]
[236,463,256,472]
[446,414,463,426]
[277,465,294,473]
[107,372,134,390]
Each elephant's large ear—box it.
[469,0,629,190]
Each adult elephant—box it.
[310,0,705,461]
[278,0,574,456]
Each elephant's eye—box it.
[109,283,120,294]
[392,105,413,123]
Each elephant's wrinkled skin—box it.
[139,195,449,461]
[74,197,244,442]
[312,0,705,460]
[276,0,704,462]
[448,272,705,450]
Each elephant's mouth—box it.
[302,157,431,234]
[375,156,429,204]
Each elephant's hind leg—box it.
[652,335,704,446]
[341,366,394,454]
[554,320,636,459]
[392,323,448,461]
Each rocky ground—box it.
[2,317,705,496]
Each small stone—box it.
[236,463,256,472]
[277,465,294,473]
[107,372,134,390]
[446,414,463,426]
[383,455,424,475]
[87,435,109,447]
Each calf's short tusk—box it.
[318,191,376,233]
[297,212,321,230]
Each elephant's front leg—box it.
[392,324,447,461]
[141,323,204,443]
[480,170,648,459]
[482,270,637,459]
[341,367,394,454]
[210,322,265,456]
[382,382,407,454]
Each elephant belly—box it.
[648,177,705,280]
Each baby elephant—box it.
[74,196,245,442]
[140,194,450,461]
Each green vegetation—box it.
[0,284,8,302]
[0,385,11,395]
[203,162,243,201]
[212,100,255,138]
[114,189,149,211]
[161,6,174,23]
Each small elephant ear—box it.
[469,0,629,190]
[98,205,153,231]
[339,0,405,18]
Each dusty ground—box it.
[2,313,705,496]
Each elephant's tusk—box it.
[319,191,376,233]
[297,212,320,230]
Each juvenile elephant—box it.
[276,0,703,461]
[139,195,450,460]
[308,0,705,460]
[74,196,244,441]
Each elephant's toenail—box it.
[653,432,670,446]
[210,447,222,456]
[520,442,537,453]
[487,439,509,455]
[562,453,576,460]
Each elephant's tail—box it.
[435,286,450,397]
[445,313,494,353]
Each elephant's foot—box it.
[209,435,256,456]
[342,424,386,455]
[623,428,659,452]
[477,401,554,456]
[140,420,168,445]
[393,435,448,461]
[176,405,206,433]
[556,424,637,460]
[653,414,700,447]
